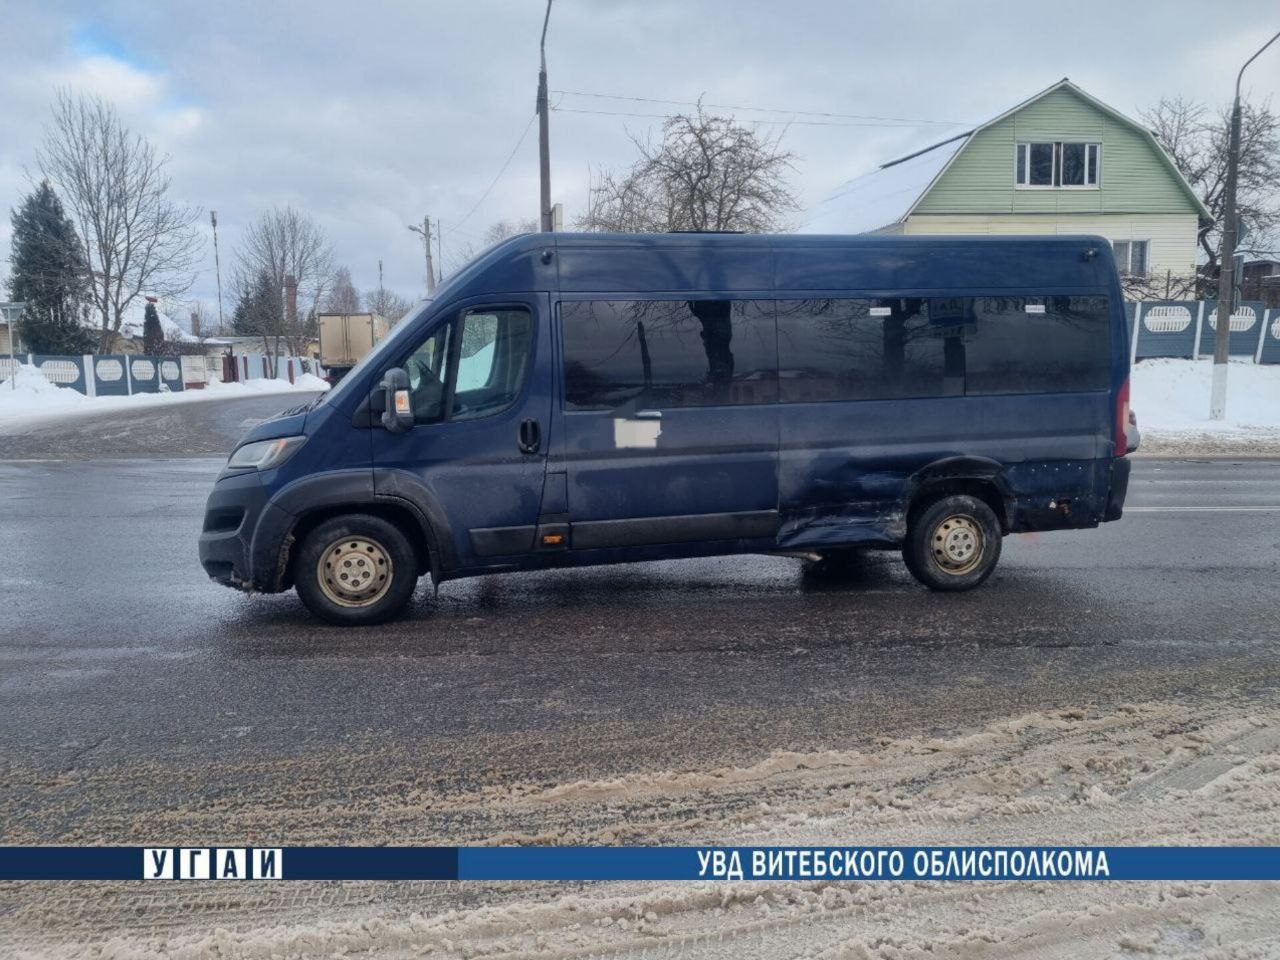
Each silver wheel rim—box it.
[317,536,393,607]
[931,515,983,575]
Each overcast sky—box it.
[2,1,1278,325]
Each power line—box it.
[552,106,952,129]
[447,113,538,234]
[551,89,960,126]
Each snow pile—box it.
[1132,358,1280,453]
[0,364,327,431]
[201,372,330,397]
[0,363,89,417]
[0,364,93,424]
[293,372,331,391]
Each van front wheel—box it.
[903,494,1002,592]
[294,514,418,625]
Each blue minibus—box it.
[199,233,1132,624]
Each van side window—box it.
[561,299,777,410]
[401,306,533,424]
[775,299,962,403]
[961,296,1110,395]
[403,321,453,423]
[452,308,533,421]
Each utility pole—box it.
[537,0,554,232]
[210,211,225,334]
[1211,27,1280,420]
[408,216,437,294]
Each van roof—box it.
[439,232,1120,299]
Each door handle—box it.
[518,418,541,454]
[633,409,663,420]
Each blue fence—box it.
[1130,300,1276,363]
[1261,313,1280,365]
[91,355,130,396]
[126,356,161,393]
[31,355,87,393]
[0,354,186,396]
[2,352,320,395]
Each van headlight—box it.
[227,436,307,471]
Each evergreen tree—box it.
[6,180,92,354]
[231,270,280,337]
[142,300,165,355]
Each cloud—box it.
[44,54,165,111]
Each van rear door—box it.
[553,297,779,552]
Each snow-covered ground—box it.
[9,694,1278,958]
[1132,358,1280,455]
[0,364,327,431]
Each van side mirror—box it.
[379,368,414,433]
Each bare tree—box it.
[1119,270,1200,302]
[578,103,798,233]
[440,218,541,277]
[366,287,413,324]
[37,90,202,353]
[231,207,333,365]
[1142,96,1280,287]
[483,218,539,245]
[324,266,361,313]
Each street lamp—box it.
[1210,26,1280,420]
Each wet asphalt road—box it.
[1,396,1279,844]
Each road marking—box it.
[1126,505,1280,513]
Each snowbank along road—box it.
[0,394,1278,958]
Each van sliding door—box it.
[554,297,780,551]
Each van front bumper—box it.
[198,470,273,591]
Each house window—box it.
[1112,240,1149,277]
[1015,142,1100,187]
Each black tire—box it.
[902,494,1002,592]
[293,514,419,625]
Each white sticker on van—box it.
[1025,304,1046,314]
[869,306,892,317]
[614,418,662,449]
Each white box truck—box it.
[317,313,388,385]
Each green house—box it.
[810,79,1211,288]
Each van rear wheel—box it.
[903,494,1002,592]
[294,514,418,625]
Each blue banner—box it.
[1,846,1278,881]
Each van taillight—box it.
[1115,377,1130,457]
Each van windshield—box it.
[319,299,432,406]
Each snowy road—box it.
[1,398,1279,957]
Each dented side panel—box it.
[777,392,1114,549]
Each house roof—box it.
[804,134,970,234]
[803,78,1211,234]
[82,298,199,343]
